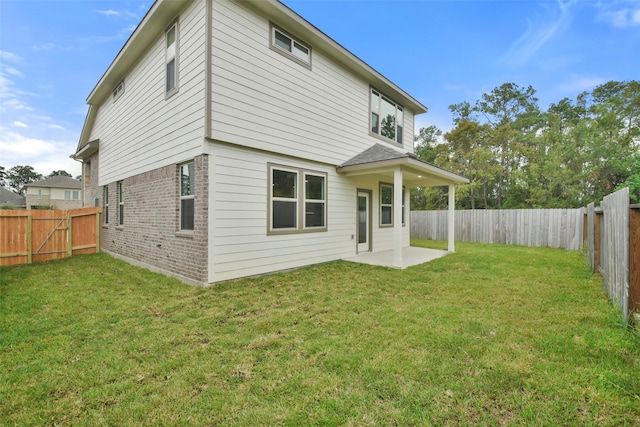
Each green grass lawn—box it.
[1,241,638,426]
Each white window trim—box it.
[268,164,327,235]
[165,20,179,98]
[269,23,312,69]
[370,88,404,145]
[64,190,71,200]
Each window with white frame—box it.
[112,80,124,101]
[103,186,109,224]
[72,191,79,200]
[379,183,406,227]
[117,181,124,225]
[269,164,326,233]
[165,21,178,95]
[270,24,311,66]
[180,162,195,231]
[64,190,71,200]
[370,89,404,144]
[37,189,42,199]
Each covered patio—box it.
[338,144,469,268]
[343,246,449,269]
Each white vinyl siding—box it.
[206,143,411,283]
[210,0,417,166]
[91,0,206,185]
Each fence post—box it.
[67,214,72,257]
[27,213,33,264]
[594,211,602,273]
[630,206,640,315]
[96,211,101,253]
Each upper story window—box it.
[270,24,311,67]
[165,21,179,96]
[370,89,404,144]
[112,80,124,101]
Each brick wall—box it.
[101,155,209,284]
[26,195,83,210]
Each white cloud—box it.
[1,98,33,112]
[500,0,573,67]
[47,124,66,131]
[31,42,56,52]
[595,1,640,27]
[557,75,608,94]
[0,50,23,63]
[97,9,121,17]
[4,67,24,78]
[0,127,80,176]
[13,121,28,128]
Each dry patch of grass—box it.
[1,241,638,425]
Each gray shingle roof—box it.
[24,176,82,189]
[340,143,417,167]
[0,186,26,206]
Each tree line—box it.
[413,80,640,210]
[0,165,76,195]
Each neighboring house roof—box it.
[24,176,82,189]
[0,186,26,206]
[75,0,428,155]
[339,144,469,187]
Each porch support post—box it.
[393,168,403,268]
[448,184,455,252]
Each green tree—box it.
[7,165,42,195]
[48,170,72,178]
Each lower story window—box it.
[269,164,327,233]
[103,186,109,224]
[180,162,195,230]
[380,183,405,227]
[117,181,124,225]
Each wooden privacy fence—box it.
[411,208,584,250]
[0,207,101,266]
[584,188,640,321]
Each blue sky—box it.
[1,0,639,178]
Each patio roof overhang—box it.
[336,143,469,187]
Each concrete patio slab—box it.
[343,246,449,269]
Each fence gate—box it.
[0,207,101,266]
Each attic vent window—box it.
[112,80,124,101]
[270,25,311,67]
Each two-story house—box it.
[73,0,468,285]
[24,176,83,210]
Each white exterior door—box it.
[357,191,370,253]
